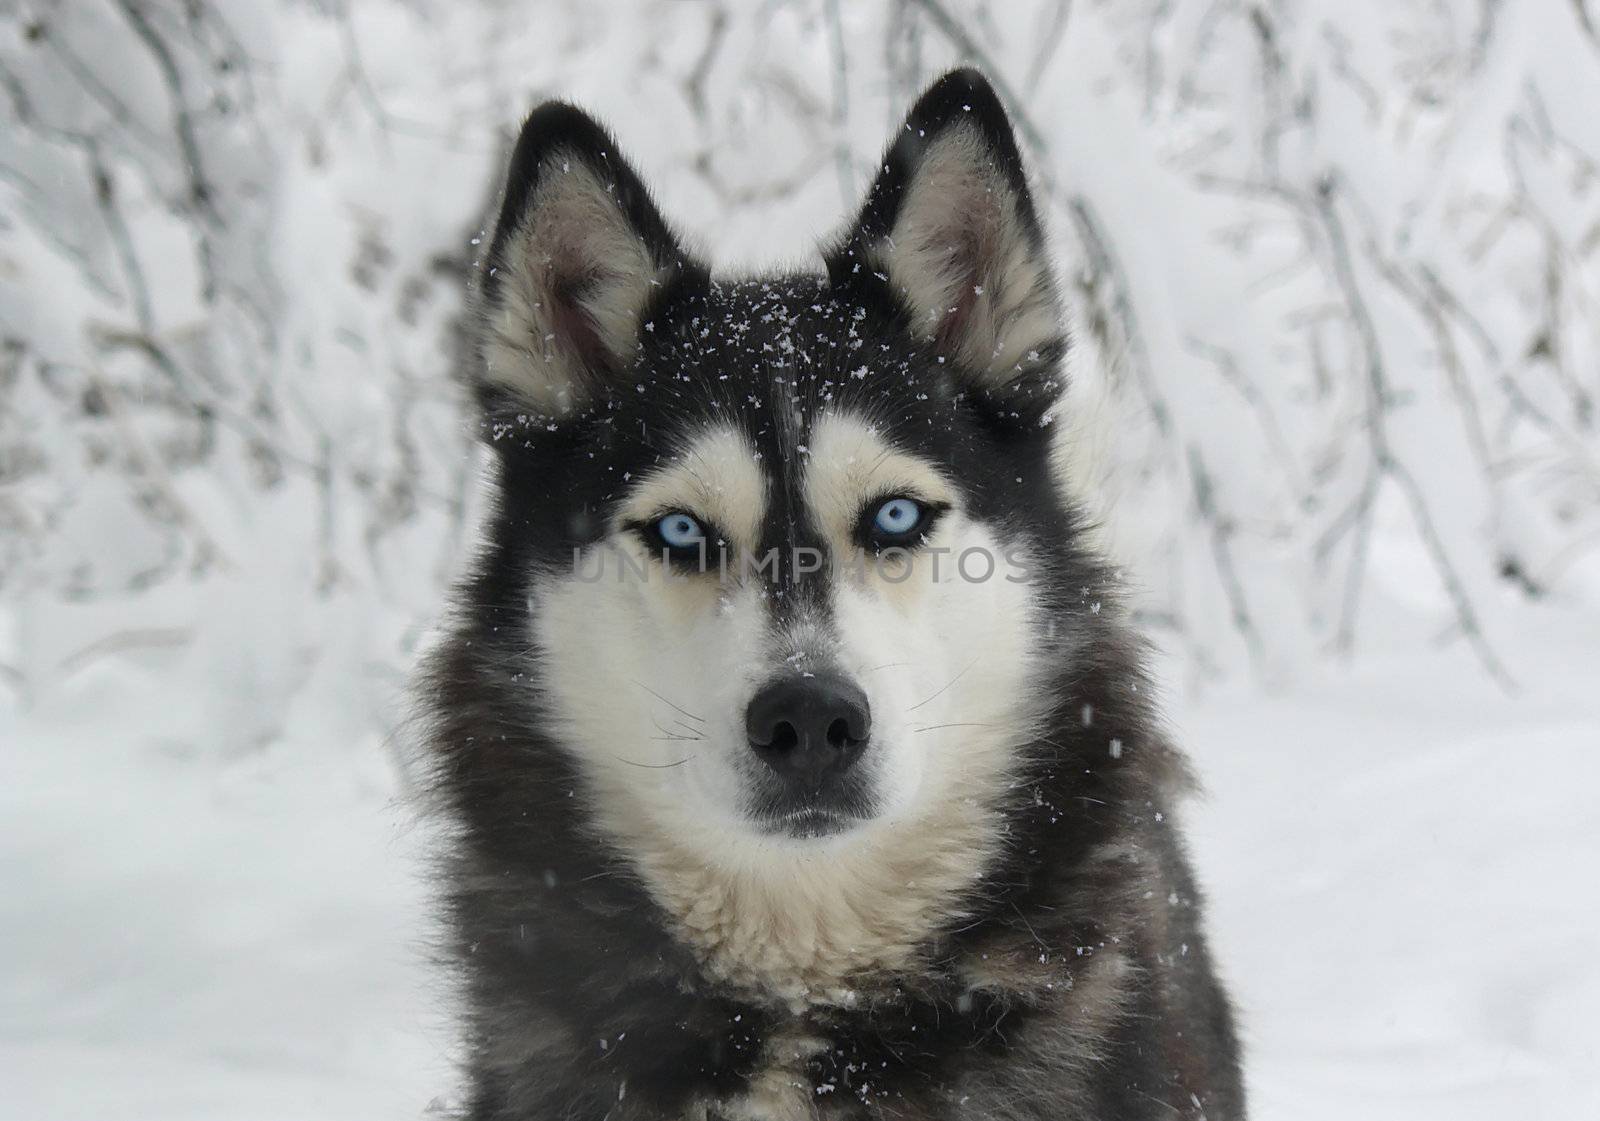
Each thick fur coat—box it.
[420,69,1244,1120]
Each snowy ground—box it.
[1183,605,1600,1120]
[4,599,1597,1119]
[1,664,455,1120]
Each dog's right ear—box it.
[827,70,1064,427]
[474,103,704,421]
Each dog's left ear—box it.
[828,69,1064,423]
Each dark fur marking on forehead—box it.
[701,287,843,644]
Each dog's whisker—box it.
[861,660,914,675]
[634,680,706,723]
[906,658,980,712]
[616,754,696,768]
[649,716,704,744]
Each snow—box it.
[4,596,1597,1118]
[1,666,454,1120]
[1182,604,1600,1119]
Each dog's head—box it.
[467,70,1078,865]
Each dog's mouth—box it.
[749,779,877,839]
[758,804,860,839]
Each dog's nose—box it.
[745,674,871,785]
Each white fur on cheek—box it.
[803,412,1046,829]
[534,545,767,832]
[832,513,1046,843]
[533,424,769,835]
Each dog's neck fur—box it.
[608,769,1005,1010]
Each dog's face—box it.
[471,73,1072,868]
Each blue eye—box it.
[870,497,926,540]
[654,512,705,549]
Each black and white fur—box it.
[421,69,1244,1120]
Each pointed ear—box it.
[828,69,1065,419]
[475,103,705,420]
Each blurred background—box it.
[2,1,1598,1118]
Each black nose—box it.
[745,674,871,786]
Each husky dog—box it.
[422,69,1243,1120]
